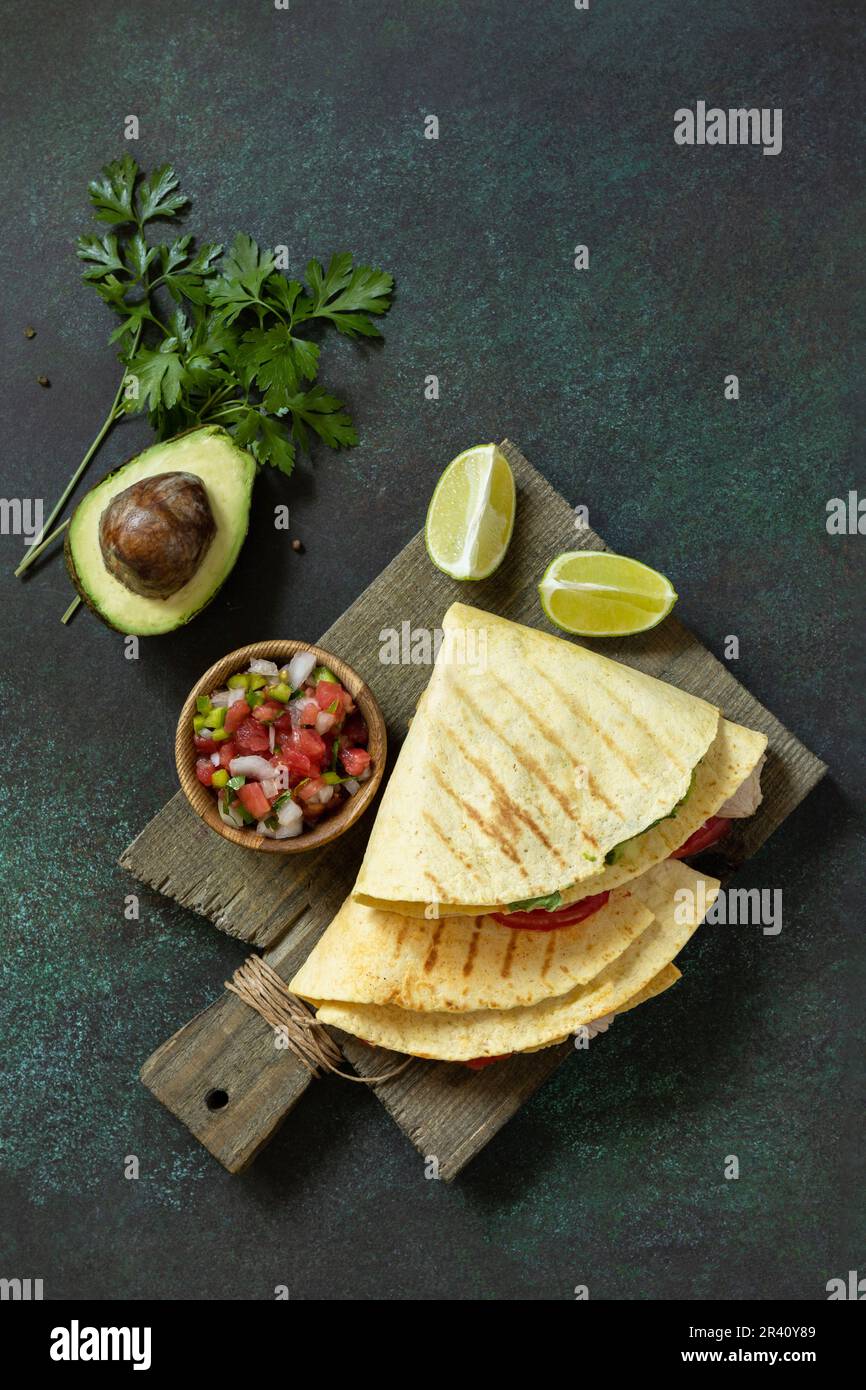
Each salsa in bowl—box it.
[176,641,386,852]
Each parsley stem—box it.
[60,596,81,625]
[13,517,70,575]
[14,326,141,579]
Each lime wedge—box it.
[425,444,516,580]
[538,551,677,636]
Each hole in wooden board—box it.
[205,1088,229,1111]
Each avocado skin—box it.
[64,425,256,636]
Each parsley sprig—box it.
[16,157,393,581]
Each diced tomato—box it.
[278,749,313,778]
[224,699,251,735]
[274,712,294,737]
[218,739,237,770]
[252,699,286,724]
[194,734,218,755]
[195,757,215,787]
[341,746,371,777]
[342,712,368,746]
[233,717,270,755]
[491,889,611,932]
[464,1054,513,1070]
[315,680,345,715]
[281,726,327,764]
[669,816,732,859]
[237,781,272,820]
[299,698,320,727]
[295,776,325,803]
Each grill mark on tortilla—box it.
[450,732,570,869]
[422,868,448,901]
[500,930,517,978]
[522,659,653,790]
[423,922,444,972]
[462,923,481,977]
[601,682,689,773]
[456,682,576,818]
[489,672,625,818]
[540,931,558,979]
[429,765,530,877]
[422,810,480,877]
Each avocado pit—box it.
[99,470,216,599]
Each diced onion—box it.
[219,800,244,830]
[262,778,280,800]
[315,711,337,735]
[248,658,279,677]
[277,797,303,829]
[256,817,303,840]
[229,755,276,781]
[209,689,231,707]
[343,778,360,796]
[210,753,221,767]
[226,687,246,706]
[268,723,276,754]
[318,784,335,805]
[288,651,317,689]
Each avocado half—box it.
[65,425,256,636]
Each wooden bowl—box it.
[176,640,386,853]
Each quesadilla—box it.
[298,860,720,1061]
[353,604,765,918]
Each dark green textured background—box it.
[1,0,863,1300]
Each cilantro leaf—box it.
[87,154,139,225]
[136,164,188,223]
[232,408,296,476]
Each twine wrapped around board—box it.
[225,955,412,1084]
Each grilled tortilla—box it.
[291,884,655,1013]
[353,604,720,914]
[310,861,720,1061]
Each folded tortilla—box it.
[354,604,721,914]
[298,860,720,1061]
[291,884,655,1013]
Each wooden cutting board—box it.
[126,439,826,1179]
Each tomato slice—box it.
[464,1054,513,1069]
[491,889,611,932]
[316,680,344,713]
[234,717,270,755]
[669,816,731,859]
[252,699,285,724]
[218,739,237,771]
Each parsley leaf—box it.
[297,255,394,337]
[284,386,357,452]
[136,164,189,223]
[208,233,276,322]
[233,409,296,476]
[87,154,140,225]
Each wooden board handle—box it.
[140,984,313,1173]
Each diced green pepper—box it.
[311,665,337,685]
[196,695,212,714]
[227,673,250,690]
[209,706,226,729]
[322,770,343,785]
[193,714,210,733]
[247,673,268,691]
[248,689,265,709]
[268,682,291,703]
[211,769,229,789]
[227,775,246,790]
[211,728,231,742]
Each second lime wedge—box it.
[425,444,516,580]
[538,551,677,636]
